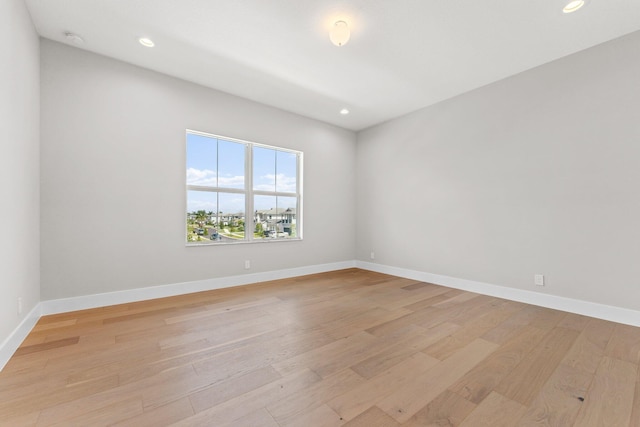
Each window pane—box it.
[277,196,297,238]
[186,133,217,187]
[276,151,297,193]
[218,139,245,189]
[253,146,276,192]
[254,195,276,239]
[253,195,296,239]
[187,190,217,243]
[218,192,245,241]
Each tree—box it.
[195,210,207,227]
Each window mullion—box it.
[187,185,246,194]
[297,152,303,239]
[246,144,253,241]
[253,190,297,197]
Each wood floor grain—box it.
[1,268,639,426]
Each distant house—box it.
[255,207,296,235]
[218,212,244,227]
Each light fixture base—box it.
[64,32,84,44]
[330,21,351,47]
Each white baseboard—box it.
[0,260,355,371]
[356,261,640,327]
[39,260,356,315]
[0,304,41,371]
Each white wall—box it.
[0,0,40,342]
[357,31,640,311]
[40,40,356,300]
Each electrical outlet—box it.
[244,260,251,270]
[534,274,544,286]
[18,297,23,315]
[370,251,375,260]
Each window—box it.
[186,130,302,244]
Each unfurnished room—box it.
[1,0,640,425]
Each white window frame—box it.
[186,129,303,245]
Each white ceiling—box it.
[25,0,640,131]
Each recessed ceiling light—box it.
[64,32,84,44]
[139,37,155,47]
[563,0,585,13]
[340,108,350,115]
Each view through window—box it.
[186,130,302,244]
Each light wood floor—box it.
[1,269,639,426]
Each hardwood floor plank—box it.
[402,289,464,312]
[423,303,517,360]
[528,308,567,331]
[13,336,80,356]
[188,365,282,413]
[342,406,400,427]
[176,368,321,425]
[431,292,481,309]
[377,338,498,423]
[557,312,591,331]
[0,411,40,427]
[364,308,438,338]
[401,281,435,291]
[324,307,413,340]
[43,396,143,427]
[220,407,280,427]
[266,368,364,425]
[277,404,345,427]
[516,363,593,426]
[417,295,498,329]
[562,318,614,376]
[573,356,637,427]
[32,319,78,332]
[0,374,119,421]
[449,298,512,326]
[402,389,476,427]
[326,352,439,421]
[494,327,579,406]
[448,326,546,404]
[631,366,640,427]
[190,327,333,385]
[458,391,527,427]
[35,366,194,424]
[605,324,640,364]
[351,322,459,379]
[111,397,195,427]
[481,305,542,345]
[271,331,377,376]
[164,296,282,324]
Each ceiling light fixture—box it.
[139,37,155,47]
[330,21,350,47]
[340,108,350,115]
[64,32,84,45]
[563,0,585,13]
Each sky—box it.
[186,132,298,213]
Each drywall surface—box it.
[357,30,640,311]
[0,0,40,343]
[40,40,356,299]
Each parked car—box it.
[210,233,220,240]
[196,228,204,235]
